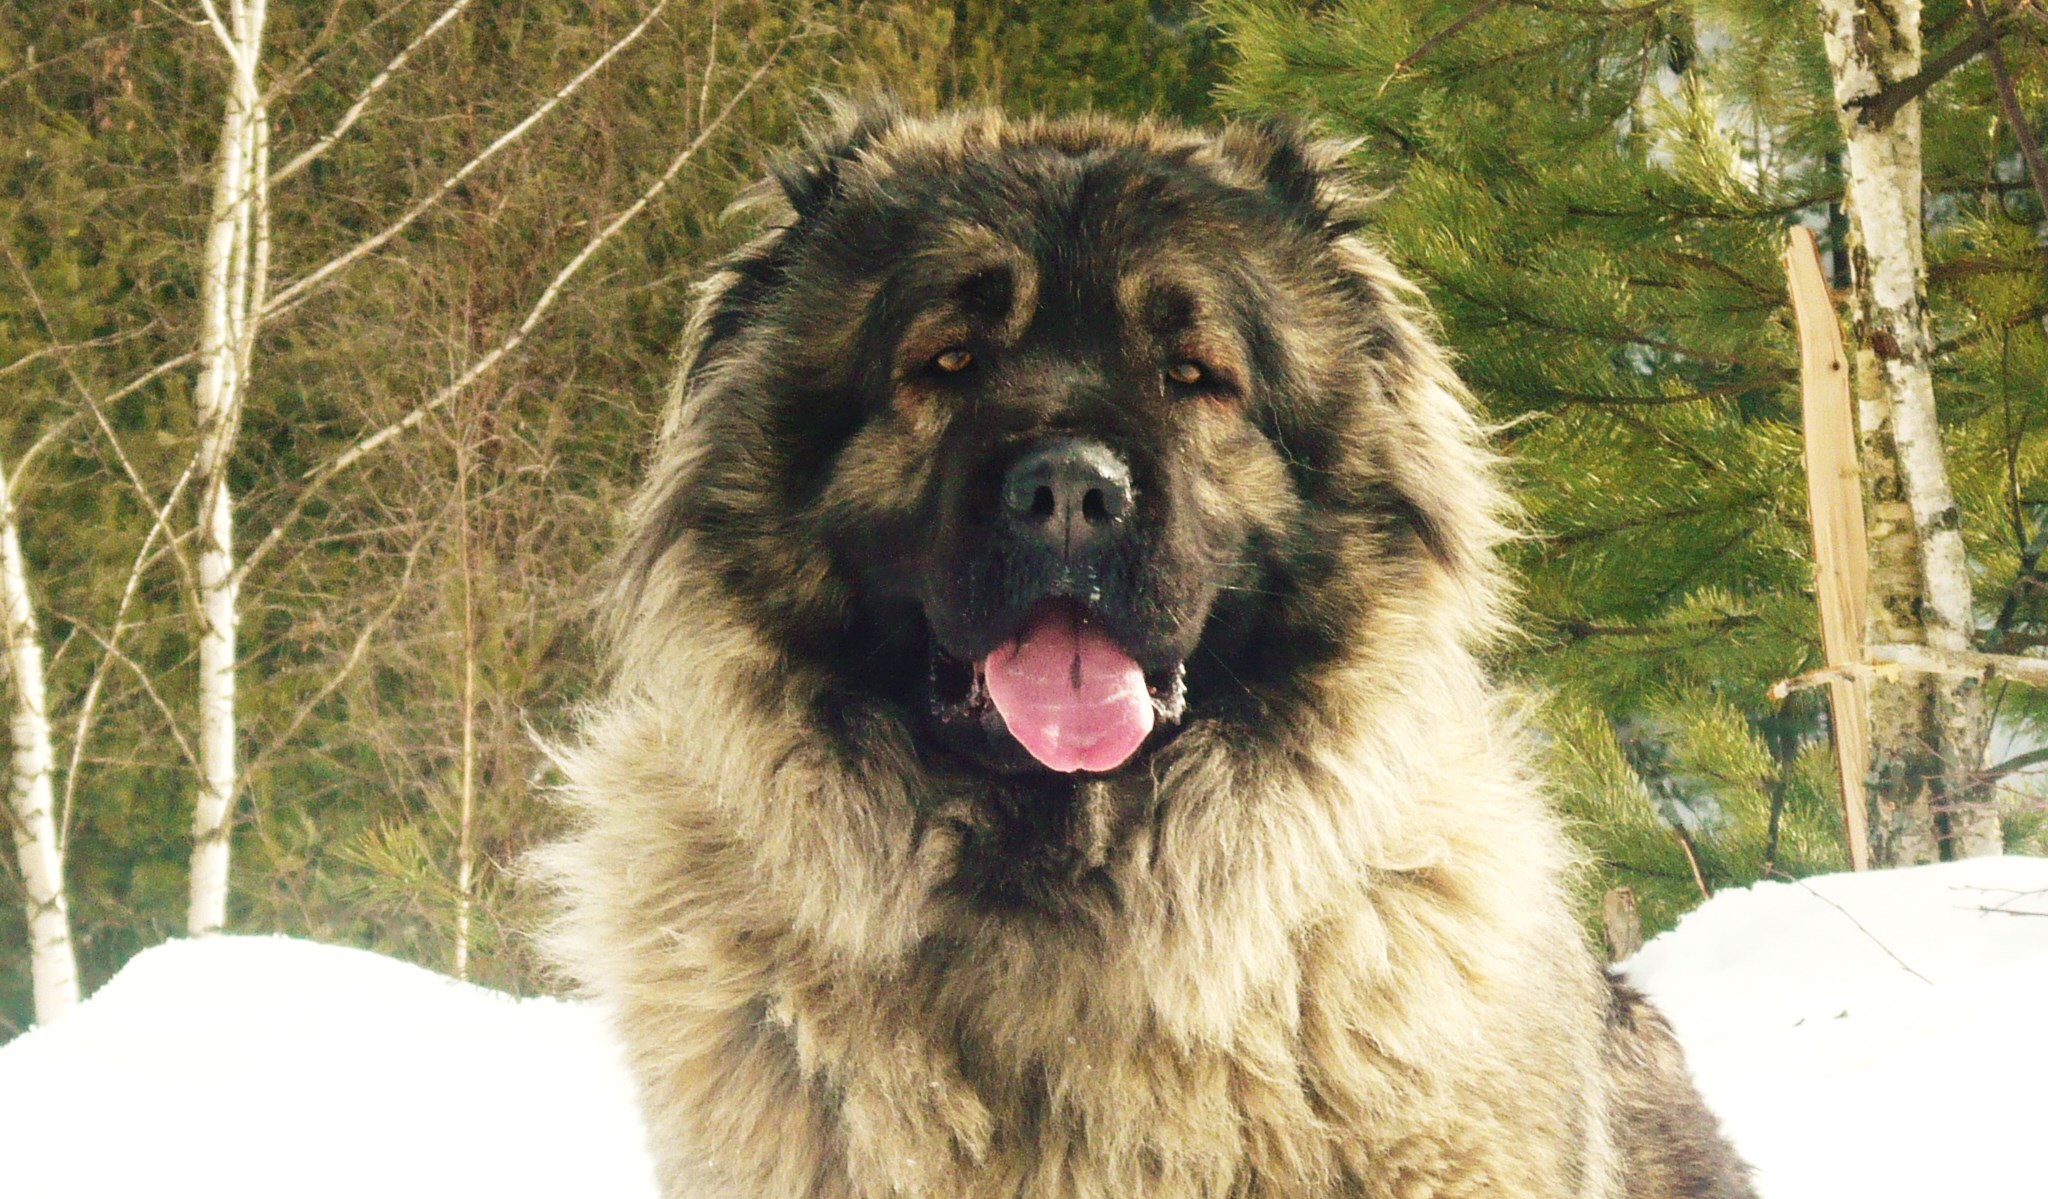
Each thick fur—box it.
[540,107,1753,1199]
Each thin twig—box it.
[235,25,792,587]
[0,324,162,383]
[1381,0,1508,92]
[1,246,203,604]
[239,534,429,786]
[1788,876,1935,985]
[269,0,474,186]
[59,619,201,774]
[259,0,670,318]
[1970,0,2048,229]
[59,457,201,844]
[1671,822,1710,901]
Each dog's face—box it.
[630,111,1500,786]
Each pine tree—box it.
[1209,0,2048,935]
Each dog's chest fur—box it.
[547,690,1623,1199]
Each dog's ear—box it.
[1212,117,1364,236]
[770,95,903,223]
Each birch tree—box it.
[1817,0,1999,863]
[182,0,677,935]
[0,451,79,1023]
[185,0,269,936]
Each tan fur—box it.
[540,110,1746,1199]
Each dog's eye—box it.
[932,349,974,374]
[1165,361,1205,386]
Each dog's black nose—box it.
[1001,438,1133,555]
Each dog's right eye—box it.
[932,349,974,374]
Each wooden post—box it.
[1786,226,1872,871]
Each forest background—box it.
[3,0,2043,1034]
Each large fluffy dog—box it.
[543,107,1753,1199]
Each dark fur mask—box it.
[617,105,1506,778]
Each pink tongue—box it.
[982,608,1154,773]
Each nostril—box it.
[1031,485,1056,519]
[1082,488,1108,523]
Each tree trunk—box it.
[188,0,269,936]
[0,455,81,1024]
[453,433,476,981]
[1816,0,1999,862]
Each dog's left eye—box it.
[932,349,974,374]
[1165,361,1205,386]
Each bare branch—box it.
[259,0,670,318]
[240,533,430,786]
[58,456,200,843]
[32,0,658,442]
[60,618,201,774]
[1853,3,2024,129]
[1969,0,2048,228]
[194,0,245,67]
[1383,0,1508,90]
[11,415,83,485]
[236,25,789,586]
[0,246,202,603]
[269,0,474,186]
[0,323,162,384]
[1976,745,2048,781]
[1786,876,1936,985]
[698,0,720,128]
[1771,643,2048,699]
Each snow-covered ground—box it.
[0,937,657,1199]
[2,858,2044,1198]
[1624,856,2048,1198]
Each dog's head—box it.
[616,106,1507,783]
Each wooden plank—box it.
[1785,226,1872,872]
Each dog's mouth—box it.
[927,598,1188,775]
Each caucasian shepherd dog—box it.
[543,106,1754,1199]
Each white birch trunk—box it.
[1817,0,1998,860]
[188,0,269,935]
[0,456,80,1024]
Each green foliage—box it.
[1212,0,2047,937]
[945,1,1220,120]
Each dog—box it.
[541,105,1755,1199]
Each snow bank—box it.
[2,859,2044,1198]
[1621,856,2048,1199]
[0,936,655,1199]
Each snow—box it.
[1,859,2045,1198]
[0,936,656,1199]
[1620,856,2048,1199]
